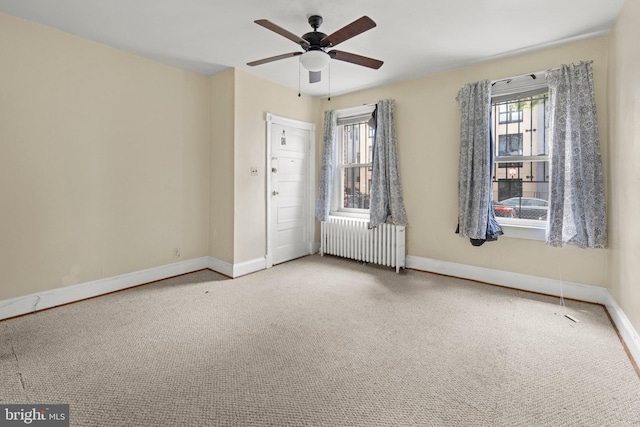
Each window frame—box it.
[330,105,376,218]
[491,74,549,240]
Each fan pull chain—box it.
[327,62,331,101]
[298,58,301,97]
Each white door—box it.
[267,114,315,267]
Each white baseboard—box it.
[0,257,212,321]
[230,257,266,278]
[406,255,640,366]
[3,253,638,366]
[0,255,273,321]
[603,294,640,366]
[206,256,234,278]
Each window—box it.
[491,81,550,233]
[332,105,376,214]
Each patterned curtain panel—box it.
[369,99,408,228]
[457,80,502,245]
[315,110,338,221]
[546,61,607,248]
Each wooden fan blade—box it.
[309,71,321,84]
[321,16,376,47]
[247,52,302,67]
[255,19,310,46]
[330,50,383,69]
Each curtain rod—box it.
[492,74,534,86]
[477,60,592,91]
[491,70,547,86]
[490,61,595,86]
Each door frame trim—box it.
[265,113,316,269]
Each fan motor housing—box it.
[303,15,330,50]
[302,31,328,50]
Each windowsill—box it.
[497,218,547,241]
[329,210,369,220]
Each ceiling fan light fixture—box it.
[300,50,330,71]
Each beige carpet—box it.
[1,254,639,426]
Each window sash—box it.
[342,164,372,211]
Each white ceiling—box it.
[0,0,624,97]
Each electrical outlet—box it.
[250,166,258,176]
[173,248,181,259]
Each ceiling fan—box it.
[247,15,383,84]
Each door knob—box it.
[272,168,278,173]
[273,191,279,196]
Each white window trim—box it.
[498,218,547,241]
[330,105,376,217]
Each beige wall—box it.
[0,13,210,300]
[209,70,235,264]
[0,12,319,303]
[233,69,320,263]
[320,37,610,287]
[607,1,640,335]
[209,69,319,265]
